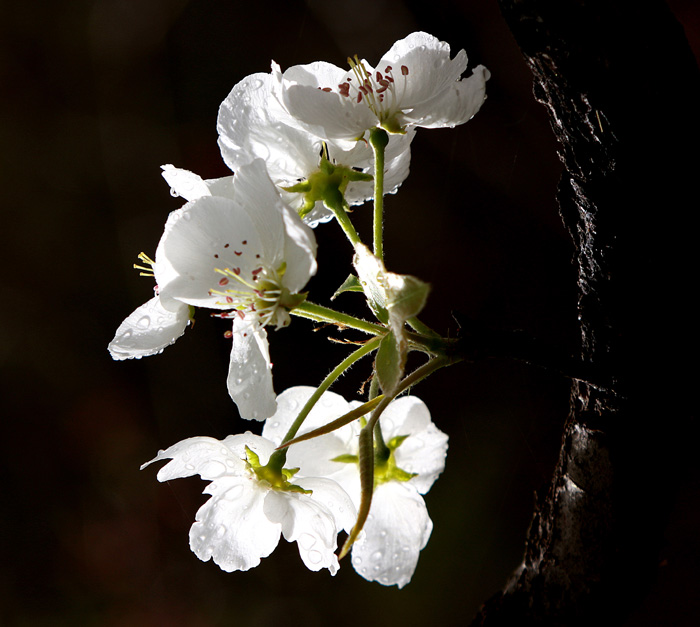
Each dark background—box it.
[2,1,698,624]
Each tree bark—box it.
[472,1,700,624]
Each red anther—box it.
[234,251,242,256]
[385,65,392,72]
[321,87,332,92]
[376,71,382,81]
[387,76,394,83]
[357,92,363,103]
[226,296,234,303]
[252,267,262,275]
[224,330,233,338]
[219,278,229,286]
[242,240,247,245]
[214,254,219,258]
[401,65,409,75]
[338,83,350,97]
[237,310,245,320]
[224,243,230,248]
[233,268,241,275]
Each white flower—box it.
[109,159,317,421]
[217,70,414,226]
[277,31,489,145]
[262,386,448,588]
[142,432,356,574]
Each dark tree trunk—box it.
[472,1,700,624]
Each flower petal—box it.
[108,295,189,361]
[278,61,376,145]
[191,475,281,572]
[227,315,277,421]
[160,165,212,201]
[403,64,489,129]
[264,486,341,574]
[350,481,432,588]
[217,72,321,183]
[381,397,449,494]
[155,195,267,309]
[140,432,264,480]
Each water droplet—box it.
[224,484,244,500]
[307,550,323,565]
[272,421,280,429]
[379,530,387,537]
[372,550,383,561]
[137,316,150,328]
[298,533,316,550]
[353,556,363,565]
[217,524,227,537]
[185,463,195,471]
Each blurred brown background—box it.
[1,1,698,625]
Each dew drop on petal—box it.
[298,533,317,550]
[224,484,244,500]
[372,550,383,561]
[137,316,151,328]
[308,550,323,565]
[185,463,195,471]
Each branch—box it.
[472,1,700,623]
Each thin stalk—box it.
[267,337,381,471]
[340,354,454,558]
[324,188,362,247]
[292,301,385,335]
[369,128,389,261]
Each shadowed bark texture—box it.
[472,1,700,624]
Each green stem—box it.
[267,337,381,471]
[407,316,441,338]
[324,188,362,247]
[369,128,389,261]
[292,301,385,335]
[340,354,454,558]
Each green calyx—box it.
[283,155,372,219]
[245,446,312,495]
[330,434,416,486]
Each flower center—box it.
[333,55,410,132]
[209,262,290,328]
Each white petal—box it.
[191,475,281,572]
[161,165,212,201]
[217,73,321,183]
[280,203,317,293]
[295,476,357,534]
[155,195,267,309]
[378,32,468,112]
[404,64,489,129]
[227,315,277,421]
[141,434,249,481]
[108,295,189,360]
[264,487,340,574]
[279,61,375,145]
[350,482,432,588]
[381,396,448,495]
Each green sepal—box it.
[375,331,402,395]
[384,466,417,483]
[387,434,410,450]
[331,454,359,464]
[245,446,312,494]
[284,155,372,220]
[331,274,364,301]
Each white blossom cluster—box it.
[109,32,487,587]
